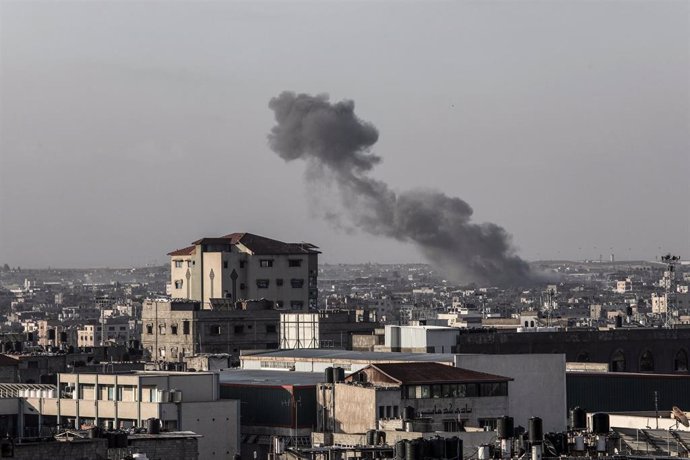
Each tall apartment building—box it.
[168,232,319,309]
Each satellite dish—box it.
[671,406,689,428]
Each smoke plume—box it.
[268,91,533,286]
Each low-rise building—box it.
[21,371,240,459]
[317,362,511,434]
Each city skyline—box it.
[1,1,688,269]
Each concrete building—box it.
[384,325,459,353]
[21,371,240,459]
[141,299,281,363]
[168,232,319,309]
[279,310,379,350]
[455,353,567,432]
[77,317,134,348]
[240,349,455,373]
[317,362,511,434]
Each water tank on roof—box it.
[333,367,345,383]
[497,416,514,439]
[324,367,334,383]
[570,407,586,430]
[529,417,543,443]
[592,413,610,434]
[147,418,160,435]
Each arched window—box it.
[640,350,655,372]
[611,350,626,372]
[674,349,688,372]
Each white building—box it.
[384,325,459,353]
[21,371,240,459]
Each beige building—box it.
[77,317,134,348]
[141,299,281,362]
[21,371,240,459]
[168,232,319,310]
[317,362,511,434]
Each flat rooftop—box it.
[240,348,455,363]
[219,369,325,386]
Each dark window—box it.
[256,279,270,289]
[146,324,153,335]
[378,406,385,419]
[276,279,284,287]
[28,361,38,369]
[276,301,284,309]
[174,260,183,268]
[611,350,626,372]
[675,349,688,372]
[171,324,178,335]
[640,350,655,372]
[183,321,190,335]
[209,325,221,336]
[260,259,273,268]
[290,301,304,309]
[479,418,497,430]
[240,283,246,290]
[480,382,508,397]
[291,279,304,288]
[289,259,302,267]
[239,261,246,268]
[266,325,277,334]
[223,261,228,269]
[234,325,244,334]
[443,420,459,432]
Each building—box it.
[239,349,456,373]
[317,362,511,434]
[220,370,322,460]
[455,353,567,432]
[384,325,459,353]
[20,371,240,459]
[141,299,281,363]
[616,278,633,294]
[77,316,134,348]
[279,310,379,350]
[168,232,319,309]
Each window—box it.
[223,261,228,269]
[290,301,304,309]
[256,279,270,289]
[159,347,166,358]
[260,259,273,268]
[378,406,385,419]
[174,280,183,289]
[174,260,183,268]
[289,259,302,267]
[276,279,284,287]
[675,350,689,372]
[170,324,178,335]
[239,261,246,268]
[171,347,179,359]
[209,325,221,336]
[480,382,508,397]
[386,406,392,418]
[479,418,497,430]
[108,326,114,331]
[234,325,244,334]
[640,350,655,372]
[444,420,459,432]
[119,326,126,331]
[183,321,190,335]
[611,350,626,372]
[291,279,305,288]
[276,301,284,309]
[266,325,277,334]
[146,324,153,335]
[187,260,193,267]
[419,385,431,398]
[393,406,399,418]
[158,324,166,335]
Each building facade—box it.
[168,232,319,309]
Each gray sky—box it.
[1,0,688,268]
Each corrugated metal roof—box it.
[368,362,512,384]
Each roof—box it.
[368,362,512,385]
[222,232,320,255]
[175,232,320,256]
[240,348,455,363]
[0,354,19,366]
[167,245,196,256]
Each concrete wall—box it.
[455,353,567,432]
[179,400,240,459]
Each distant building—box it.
[76,317,134,348]
[384,325,459,353]
[615,278,633,294]
[279,310,378,350]
[168,232,319,309]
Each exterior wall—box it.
[178,400,239,459]
[454,328,690,374]
[9,439,108,460]
[455,353,567,432]
[118,437,199,460]
[384,326,459,353]
[331,384,376,433]
[170,242,318,310]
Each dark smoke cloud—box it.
[268,91,533,286]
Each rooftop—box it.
[172,232,320,256]
[219,369,325,386]
[364,362,512,385]
[240,348,455,363]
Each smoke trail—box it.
[268,91,533,285]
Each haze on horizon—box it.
[0,1,688,269]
